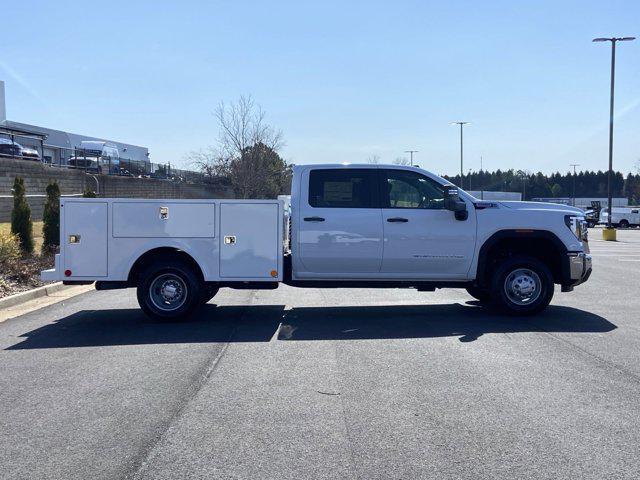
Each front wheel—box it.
[136,260,203,320]
[490,255,554,316]
[619,219,630,229]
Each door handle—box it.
[304,216,325,222]
[386,217,409,223]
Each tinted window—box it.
[381,169,445,209]
[309,169,377,208]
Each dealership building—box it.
[0,80,149,165]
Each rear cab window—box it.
[308,169,378,208]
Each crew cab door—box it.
[297,167,383,274]
[378,168,476,279]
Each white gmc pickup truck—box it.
[42,164,592,319]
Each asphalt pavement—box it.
[1,230,639,479]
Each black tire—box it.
[200,285,220,305]
[490,255,554,316]
[465,285,492,303]
[136,259,203,320]
[619,219,629,229]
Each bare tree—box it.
[187,95,288,198]
[367,154,381,164]
[215,95,283,158]
[394,156,410,166]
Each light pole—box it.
[451,122,469,187]
[570,163,580,206]
[404,150,418,166]
[593,36,635,231]
[480,156,484,199]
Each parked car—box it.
[20,146,41,161]
[584,209,598,228]
[43,164,592,320]
[68,156,101,173]
[0,138,23,158]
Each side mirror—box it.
[444,187,468,221]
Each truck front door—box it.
[297,168,383,274]
[378,168,476,279]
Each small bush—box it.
[83,187,97,198]
[0,232,21,268]
[11,177,34,254]
[42,181,61,252]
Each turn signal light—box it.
[64,269,72,277]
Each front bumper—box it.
[563,252,592,290]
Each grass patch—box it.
[0,221,44,253]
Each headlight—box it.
[565,215,588,242]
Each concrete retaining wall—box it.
[0,158,233,222]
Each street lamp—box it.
[404,150,418,166]
[592,36,635,232]
[570,163,580,206]
[451,122,470,188]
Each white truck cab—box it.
[42,163,592,318]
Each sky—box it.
[1,0,638,176]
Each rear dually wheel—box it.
[136,259,203,320]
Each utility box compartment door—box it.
[112,202,215,238]
[220,203,279,278]
[63,202,108,277]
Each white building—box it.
[0,80,149,165]
[468,190,522,201]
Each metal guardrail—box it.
[0,149,209,184]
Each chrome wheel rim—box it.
[504,268,541,306]
[149,273,188,311]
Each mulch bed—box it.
[0,253,56,299]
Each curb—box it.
[0,282,78,310]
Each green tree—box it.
[42,181,61,252]
[231,142,291,198]
[11,177,34,254]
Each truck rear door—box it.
[297,167,382,274]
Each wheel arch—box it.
[127,246,205,285]
[476,230,568,287]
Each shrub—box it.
[83,187,97,198]
[0,231,21,268]
[42,181,61,252]
[11,177,34,254]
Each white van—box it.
[69,141,120,174]
[599,207,640,228]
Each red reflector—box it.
[64,269,72,277]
